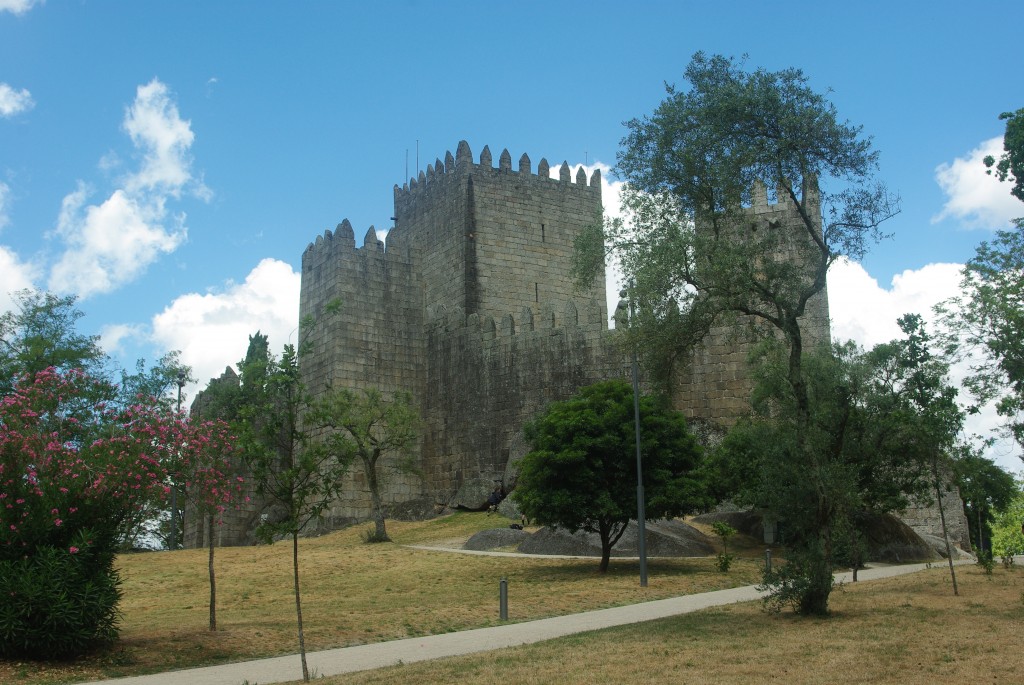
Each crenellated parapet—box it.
[302,218,412,268]
[393,140,601,216]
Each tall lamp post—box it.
[171,370,186,551]
[619,285,648,587]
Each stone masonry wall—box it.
[196,139,968,551]
[674,178,831,424]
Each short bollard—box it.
[765,549,772,573]
[499,577,508,621]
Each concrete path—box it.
[77,559,969,685]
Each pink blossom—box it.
[69,546,79,554]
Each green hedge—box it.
[0,539,122,659]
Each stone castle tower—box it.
[298,141,624,524]
[194,139,966,550]
[297,140,834,528]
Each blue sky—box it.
[1,1,1022,468]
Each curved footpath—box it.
[79,558,974,685]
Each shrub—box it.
[0,531,122,659]
[0,368,179,658]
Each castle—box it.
[194,140,968,550]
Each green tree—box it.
[115,351,190,412]
[954,449,1018,554]
[990,474,1024,558]
[575,53,897,613]
[237,341,348,682]
[0,289,106,392]
[514,380,706,573]
[983,107,1024,202]
[309,388,420,543]
[715,316,961,611]
[938,221,1024,450]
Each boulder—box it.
[516,519,715,557]
[449,478,500,511]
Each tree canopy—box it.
[0,289,106,393]
[938,221,1024,450]
[715,316,964,611]
[983,107,1024,202]
[576,53,898,400]
[514,380,706,573]
[574,53,899,613]
[308,387,420,542]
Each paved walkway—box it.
[78,559,971,685]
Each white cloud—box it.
[933,137,1021,229]
[48,185,185,297]
[827,258,963,348]
[150,258,301,393]
[0,245,39,313]
[48,79,205,298]
[122,80,205,197]
[0,83,34,117]
[0,0,42,15]
[98,322,146,357]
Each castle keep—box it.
[297,141,830,527]
[192,139,967,550]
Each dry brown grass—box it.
[317,564,1024,685]
[0,513,761,684]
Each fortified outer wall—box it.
[420,302,625,505]
[196,139,967,552]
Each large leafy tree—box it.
[954,449,1018,555]
[939,107,1024,453]
[309,388,419,543]
[514,380,706,573]
[938,221,1024,450]
[990,475,1024,559]
[716,316,963,610]
[574,53,898,614]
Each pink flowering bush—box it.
[0,367,236,659]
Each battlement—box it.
[393,140,602,206]
[301,217,414,268]
[747,175,820,216]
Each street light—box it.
[171,370,186,551]
[618,285,648,587]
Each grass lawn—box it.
[316,562,1024,685]
[3,513,1018,684]
[0,513,762,684]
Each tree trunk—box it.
[800,536,834,616]
[364,457,389,542]
[599,535,611,573]
[933,467,959,596]
[207,513,216,631]
[292,532,309,681]
[977,507,984,554]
